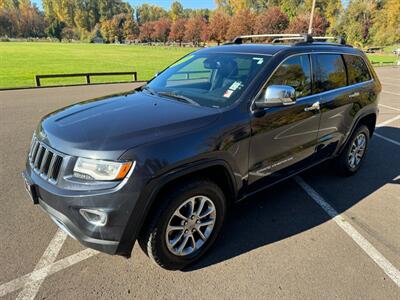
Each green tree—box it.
[280,0,303,19]
[74,0,100,32]
[170,1,183,21]
[46,19,65,40]
[98,0,131,22]
[340,0,377,47]
[371,0,400,45]
[135,3,167,25]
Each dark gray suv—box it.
[23,34,381,270]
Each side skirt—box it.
[237,156,332,202]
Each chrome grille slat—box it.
[39,149,50,173]
[47,153,58,179]
[34,145,44,168]
[28,136,64,183]
[50,156,63,181]
[43,151,53,175]
[29,137,36,156]
[30,141,40,163]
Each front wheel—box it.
[335,125,370,176]
[138,179,226,270]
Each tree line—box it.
[0,0,399,47]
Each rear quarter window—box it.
[312,54,347,93]
[343,55,371,85]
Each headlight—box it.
[73,158,134,181]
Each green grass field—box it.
[0,42,399,88]
[0,42,194,88]
[367,54,399,65]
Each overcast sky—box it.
[32,0,216,10]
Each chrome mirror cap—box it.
[255,85,296,108]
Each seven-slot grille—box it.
[28,136,63,182]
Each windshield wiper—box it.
[141,85,158,96]
[158,92,200,106]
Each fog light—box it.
[79,208,108,227]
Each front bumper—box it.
[22,167,142,255]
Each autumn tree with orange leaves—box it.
[169,18,186,45]
[226,9,256,40]
[209,10,230,45]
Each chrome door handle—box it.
[304,101,320,112]
[348,92,360,98]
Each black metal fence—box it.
[35,71,138,87]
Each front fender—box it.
[115,158,238,257]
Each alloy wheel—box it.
[165,195,216,256]
[348,133,367,168]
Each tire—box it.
[335,124,370,176]
[138,179,226,270]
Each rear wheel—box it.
[138,179,226,270]
[335,125,370,176]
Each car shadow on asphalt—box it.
[185,126,399,271]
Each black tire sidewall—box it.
[150,181,226,270]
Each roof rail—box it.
[231,34,348,46]
[232,34,303,44]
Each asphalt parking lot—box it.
[0,67,399,299]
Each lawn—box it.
[367,54,399,65]
[0,42,195,88]
[367,44,400,66]
[1,42,399,89]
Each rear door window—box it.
[343,55,371,85]
[267,55,312,98]
[312,54,347,93]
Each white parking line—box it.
[294,176,400,288]
[374,133,400,147]
[382,90,400,96]
[379,104,400,112]
[376,115,400,127]
[16,229,67,300]
[0,249,98,298]
[373,115,400,147]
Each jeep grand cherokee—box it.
[23,35,381,270]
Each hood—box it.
[38,91,220,159]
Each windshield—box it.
[146,52,270,108]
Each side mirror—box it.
[255,85,296,108]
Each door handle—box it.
[304,101,320,112]
[348,92,360,98]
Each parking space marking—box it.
[374,133,400,147]
[16,229,67,300]
[379,104,400,112]
[295,176,400,288]
[382,91,400,96]
[0,249,98,298]
[376,115,400,128]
